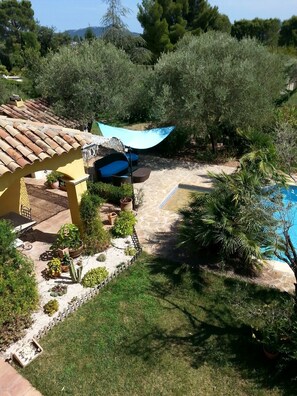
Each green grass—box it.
[20,254,293,396]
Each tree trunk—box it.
[209,132,217,154]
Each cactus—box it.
[69,261,82,283]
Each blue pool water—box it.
[274,186,297,261]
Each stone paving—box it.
[135,154,296,294]
[0,358,42,396]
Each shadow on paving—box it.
[124,257,297,395]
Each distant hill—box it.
[65,26,139,39]
[65,26,105,38]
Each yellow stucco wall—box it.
[0,149,88,227]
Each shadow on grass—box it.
[127,255,296,395]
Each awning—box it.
[97,122,175,150]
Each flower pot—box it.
[120,197,133,212]
[49,181,59,189]
[50,271,61,278]
[61,265,70,273]
[69,245,84,258]
[108,212,118,225]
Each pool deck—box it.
[136,154,295,294]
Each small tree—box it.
[151,32,285,152]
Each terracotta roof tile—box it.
[0,140,10,151]
[55,146,65,155]
[0,116,91,176]
[9,162,20,172]
[17,146,32,157]
[0,98,81,130]
[0,164,8,174]
[5,125,19,137]
[39,152,49,160]
[0,151,12,165]
[16,157,30,167]
[0,129,9,139]
[7,147,22,161]
[5,136,18,148]
[27,153,39,162]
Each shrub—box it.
[81,267,109,288]
[50,284,68,297]
[47,257,61,277]
[124,246,136,256]
[52,223,82,250]
[43,300,59,316]
[88,181,132,204]
[112,211,137,237]
[97,253,106,262]
[0,220,38,351]
[80,192,110,254]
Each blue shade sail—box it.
[97,122,175,149]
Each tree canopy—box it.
[137,0,231,60]
[279,16,297,48]
[231,18,281,47]
[36,39,150,126]
[151,32,285,152]
[0,0,39,70]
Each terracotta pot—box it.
[120,197,133,212]
[50,271,61,278]
[49,181,59,189]
[108,212,118,225]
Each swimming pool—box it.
[274,185,297,261]
[160,184,210,212]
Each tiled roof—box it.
[0,98,81,129]
[0,117,92,177]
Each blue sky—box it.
[30,0,296,33]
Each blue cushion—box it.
[97,160,129,178]
[125,153,139,163]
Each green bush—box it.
[96,253,106,262]
[50,285,68,297]
[0,220,38,351]
[43,299,59,316]
[51,223,82,250]
[80,192,110,254]
[81,267,109,288]
[88,181,132,204]
[112,211,137,237]
[124,246,136,256]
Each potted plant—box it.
[47,257,61,278]
[52,223,83,258]
[60,252,73,272]
[120,197,133,212]
[46,171,63,189]
[107,211,117,225]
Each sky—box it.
[30,0,297,34]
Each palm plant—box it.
[179,169,276,274]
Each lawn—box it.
[20,254,293,396]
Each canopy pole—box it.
[127,146,135,210]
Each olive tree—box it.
[151,32,285,152]
[36,39,149,127]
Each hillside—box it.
[65,26,139,39]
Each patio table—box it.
[0,212,36,234]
